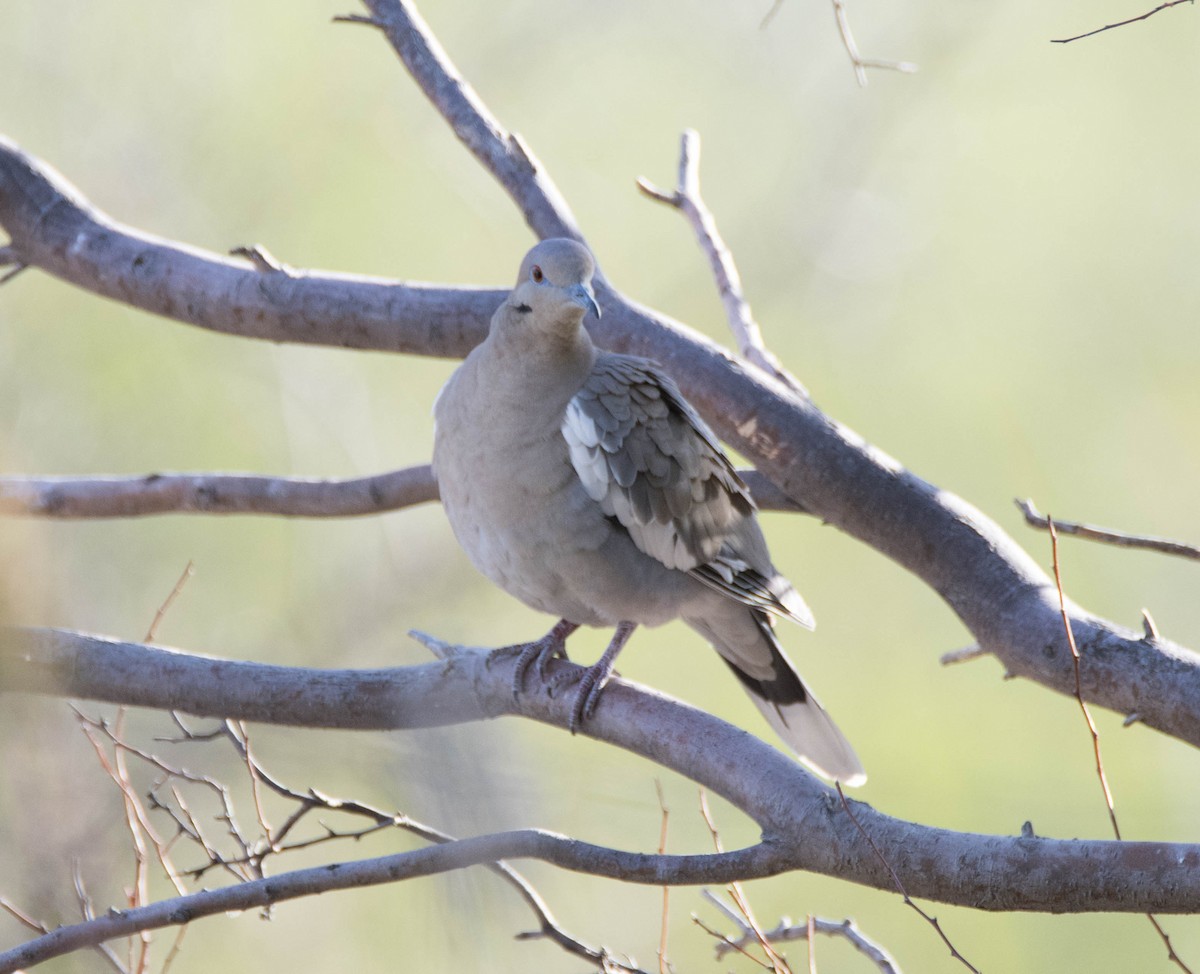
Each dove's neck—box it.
[486,306,598,400]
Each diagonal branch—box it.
[339,0,581,242]
[6,627,1200,917]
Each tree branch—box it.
[0,466,440,519]
[339,0,581,242]
[637,129,807,397]
[0,465,800,519]
[0,828,751,974]
[0,135,499,358]
[1016,498,1200,561]
[6,628,1200,917]
[2,133,1200,750]
[1051,0,1194,43]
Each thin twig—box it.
[637,130,808,398]
[144,562,195,643]
[71,863,127,974]
[829,0,918,86]
[692,914,774,970]
[1047,521,1196,974]
[1046,521,1120,837]
[1017,498,1200,561]
[0,898,48,934]
[806,915,817,974]
[698,789,789,972]
[939,645,987,666]
[760,0,786,29]
[230,244,293,275]
[209,719,647,972]
[714,913,902,974]
[1051,0,1193,42]
[0,262,27,285]
[227,721,274,857]
[654,780,671,974]
[0,243,27,284]
[836,784,979,973]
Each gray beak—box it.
[568,282,601,320]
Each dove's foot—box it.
[564,621,638,733]
[503,619,581,697]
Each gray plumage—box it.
[432,238,864,785]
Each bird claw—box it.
[566,664,613,734]
[502,619,580,699]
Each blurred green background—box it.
[3,0,1199,971]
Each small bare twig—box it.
[654,780,671,974]
[698,789,789,973]
[692,913,774,970]
[637,130,807,398]
[707,897,902,974]
[1047,521,1196,974]
[71,864,128,974]
[0,244,26,284]
[1017,498,1200,561]
[0,898,48,934]
[829,0,918,86]
[229,244,293,275]
[1051,0,1193,42]
[144,562,194,644]
[939,644,987,666]
[836,784,979,973]
[1046,521,1120,837]
[760,0,786,29]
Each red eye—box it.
[531,265,544,283]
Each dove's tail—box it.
[685,607,865,786]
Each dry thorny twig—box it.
[760,0,916,85]
[4,561,646,973]
[1046,521,1195,974]
[834,784,980,973]
[1018,498,1200,561]
[1051,0,1194,43]
[692,794,902,974]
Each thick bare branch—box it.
[0,135,498,358]
[6,627,1200,917]
[0,465,799,519]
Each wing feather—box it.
[561,354,812,625]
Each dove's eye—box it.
[531,265,544,283]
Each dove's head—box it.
[508,238,601,327]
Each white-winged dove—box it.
[433,238,864,785]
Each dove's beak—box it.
[569,282,601,320]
